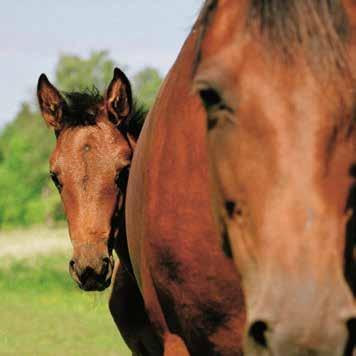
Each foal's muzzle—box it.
[69,255,114,292]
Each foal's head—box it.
[37,68,144,291]
[194,0,356,354]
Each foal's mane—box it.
[194,0,350,71]
[61,88,147,139]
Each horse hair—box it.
[248,0,349,67]
[60,88,147,139]
[195,0,350,72]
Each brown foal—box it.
[37,68,162,355]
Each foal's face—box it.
[50,119,132,291]
[195,0,356,354]
[38,68,134,291]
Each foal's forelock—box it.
[194,0,351,74]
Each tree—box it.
[55,50,117,92]
[0,104,59,227]
[133,67,162,108]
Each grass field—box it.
[0,228,130,356]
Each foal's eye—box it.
[115,166,130,192]
[50,171,63,192]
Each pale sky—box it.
[0,0,203,127]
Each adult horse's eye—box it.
[199,88,222,110]
[115,166,130,192]
[198,87,233,130]
[50,171,63,192]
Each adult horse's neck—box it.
[125,20,246,354]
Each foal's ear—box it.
[37,74,66,130]
[106,67,133,126]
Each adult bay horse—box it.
[125,10,246,356]
[126,0,356,355]
[37,69,162,355]
[193,0,356,355]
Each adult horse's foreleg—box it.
[163,333,190,356]
[140,256,190,356]
[109,262,163,356]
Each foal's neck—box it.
[112,194,134,275]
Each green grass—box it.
[0,254,131,356]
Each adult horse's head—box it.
[194,0,356,354]
[37,68,142,291]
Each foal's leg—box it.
[109,262,163,356]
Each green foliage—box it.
[133,67,163,108]
[55,50,117,92]
[0,103,60,228]
[0,51,162,228]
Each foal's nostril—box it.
[102,257,110,272]
[102,257,110,267]
[69,259,75,270]
[101,257,112,280]
[344,318,356,356]
[79,267,95,285]
[249,320,269,348]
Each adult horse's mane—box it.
[195,0,350,71]
[60,88,147,138]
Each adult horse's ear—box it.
[106,67,133,126]
[37,74,66,130]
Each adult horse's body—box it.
[127,0,356,355]
[126,14,245,356]
[37,69,162,355]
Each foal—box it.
[37,68,162,355]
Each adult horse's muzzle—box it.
[244,271,356,356]
[69,254,114,292]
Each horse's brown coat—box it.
[126,20,246,356]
